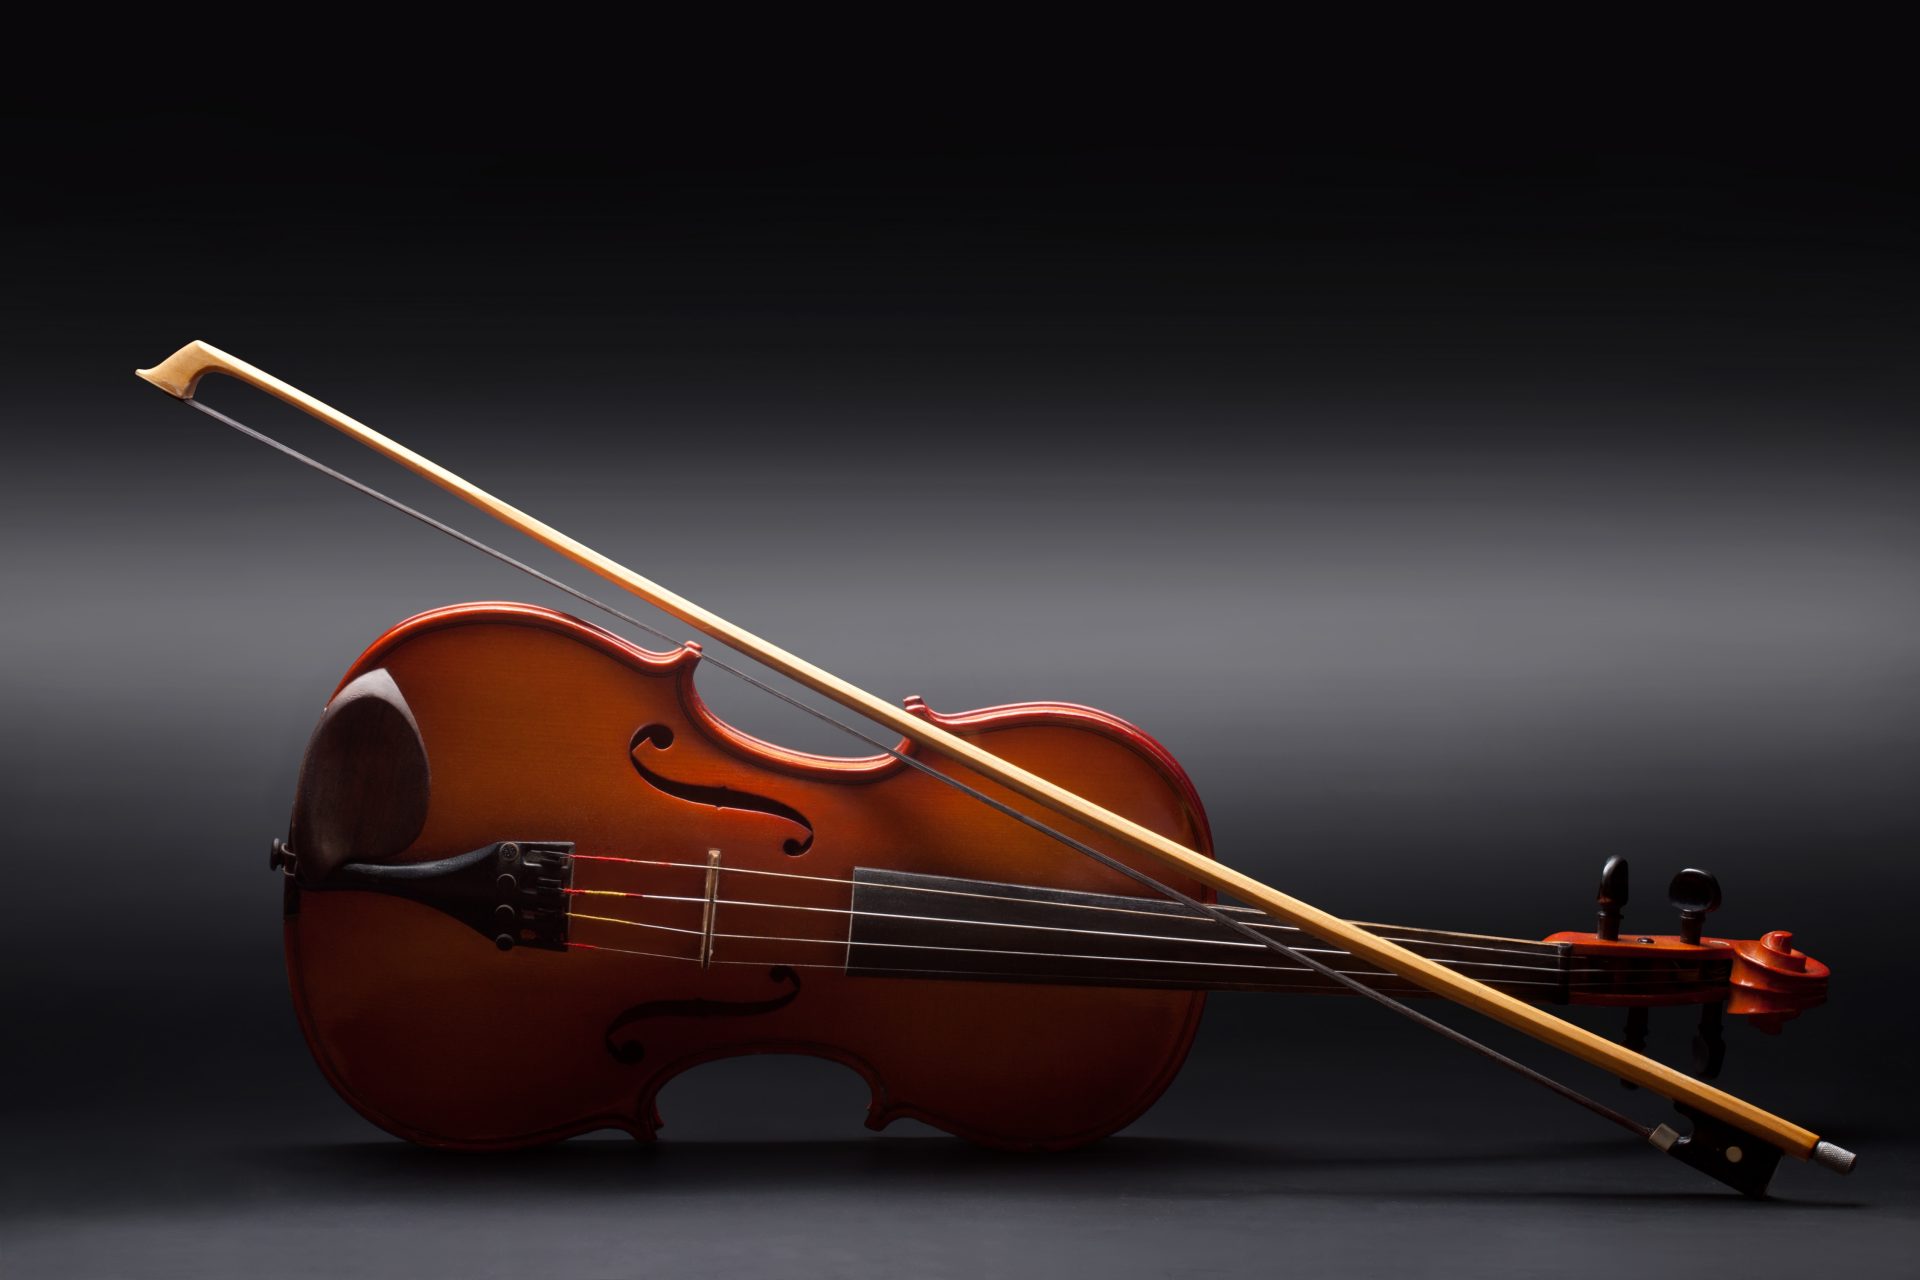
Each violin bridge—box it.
[699,849,722,970]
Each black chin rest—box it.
[288,667,430,880]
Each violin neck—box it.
[845,868,1728,1007]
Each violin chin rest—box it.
[288,667,431,881]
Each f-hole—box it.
[604,966,804,1064]
[629,724,815,855]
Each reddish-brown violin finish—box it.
[1543,929,1830,1028]
[284,603,1216,1151]
[284,603,1833,1152]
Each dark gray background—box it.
[5,55,1917,1277]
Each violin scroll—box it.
[1730,931,1831,1032]
[1548,857,1831,1089]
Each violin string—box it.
[561,928,1725,994]
[569,855,1568,960]
[575,890,1592,975]
[565,897,1718,987]
[182,393,1657,1141]
[570,906,1565,978]
[568,886,1697,990]
[569,865,1714,976]
[571,935,1423,988]
[569,940,1719,999]
[576,898,1582,967]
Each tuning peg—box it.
[1668,868,1722,945]
[1595,856,1629,941]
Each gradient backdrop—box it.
[5,75,1917,1277]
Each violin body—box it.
[284,602,1216,1150]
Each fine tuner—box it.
[135,341,1857,1197]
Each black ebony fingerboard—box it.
[846,867,1571,998]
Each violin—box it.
[278,601,1830,1151]
[136,341,1856,1195]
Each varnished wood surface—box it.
[286,604,1214,1150]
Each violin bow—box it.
[137,340,1856,1194]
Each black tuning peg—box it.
[1595,856,1629,941]
[1668,868,1722,945]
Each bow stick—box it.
[137,340,1855,1189]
